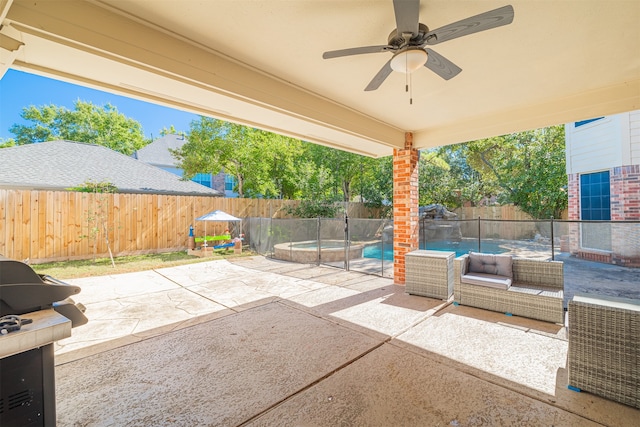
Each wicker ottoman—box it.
[568,294,640,409]
[405,250,455,299]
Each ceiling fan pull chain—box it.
[405,53,409,93]
[410,72,413,105]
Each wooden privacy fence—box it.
[455,205,568,220]
[0,190,381,263]
[0,189,558,263]
[453,205,568,240]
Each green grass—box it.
[31,250,254,280]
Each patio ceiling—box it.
[1,0,638,157]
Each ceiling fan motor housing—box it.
[387,23,430,48]
[322,2,515,90]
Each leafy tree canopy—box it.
[0,137,16,148]
[68,180,118,193]
[172,114,568,219]
[302,144,373,202]
[283,200,343,218]
[174,117,303,198]
[9,100,149,155]
[457,125,567,218]
[159,125,186,138]
[358,155,393,216]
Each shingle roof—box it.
[0,140,222,196]
[133,134,186,167]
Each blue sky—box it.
[0,69,200,141]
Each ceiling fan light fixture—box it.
[390,49,427,74]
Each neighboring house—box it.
[565,109,640,266]
[0,140,222,196]
[133,134,238,197]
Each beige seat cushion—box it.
[461,272,512,290]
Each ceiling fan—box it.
[323,0,514,92]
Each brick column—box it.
[567,173,581,256]
[393,132,419,284]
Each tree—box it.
[158,125,186,138]
[461,126,567,218]
[175,117,303,198]
[502,127,568,219]
[70,180,118,266]
[436,144,494,208]
[0,138,16,148]
[303,143,369,202]
[9,100,149,155]
[418,150,462,208]
[261,131,304,199]
[357,155,394,217]
[291,158,335,201]
[283,200,342,218]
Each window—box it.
[192,173,212,188]
[580,171,611,220]
[574,117,604,127]
[224,175,236,191]
[580,171,611,251]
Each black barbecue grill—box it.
[0,255,88,426]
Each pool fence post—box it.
[289,219,293,262]
[551,216,555,261]
[478,216,481,252]
[380,219,385,276]
[344,213,350,271]
[317,217,321,266]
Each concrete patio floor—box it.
[54,256,639,426]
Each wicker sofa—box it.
[454,253,565,323]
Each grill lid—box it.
[0,256,87,327]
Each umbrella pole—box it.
[203,222,207,247]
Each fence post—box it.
[317,217,321,266]
[478,216,482,252]
[381,219,385,276]
[550,216,555,261]
[344,213,350,271]
[289,219,293,262]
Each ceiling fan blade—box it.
[365,59,393,91]
[424,49,462,80]
[393,0,420,37]
[323,45,393,59]
[425,5,514,45]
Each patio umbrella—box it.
[195,210,241,246]
[196,210,241,222]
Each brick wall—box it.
[566,173,581,256]
[610,165,640,265]
[566,166,640,266]
[611,165,640,220]
[567,173,580,220]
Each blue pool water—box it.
[363,240,508,261]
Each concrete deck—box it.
[54,256,639,426]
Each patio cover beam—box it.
[4,0,404,157]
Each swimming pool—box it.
[363,239,508,261]
[273,240,363,263]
